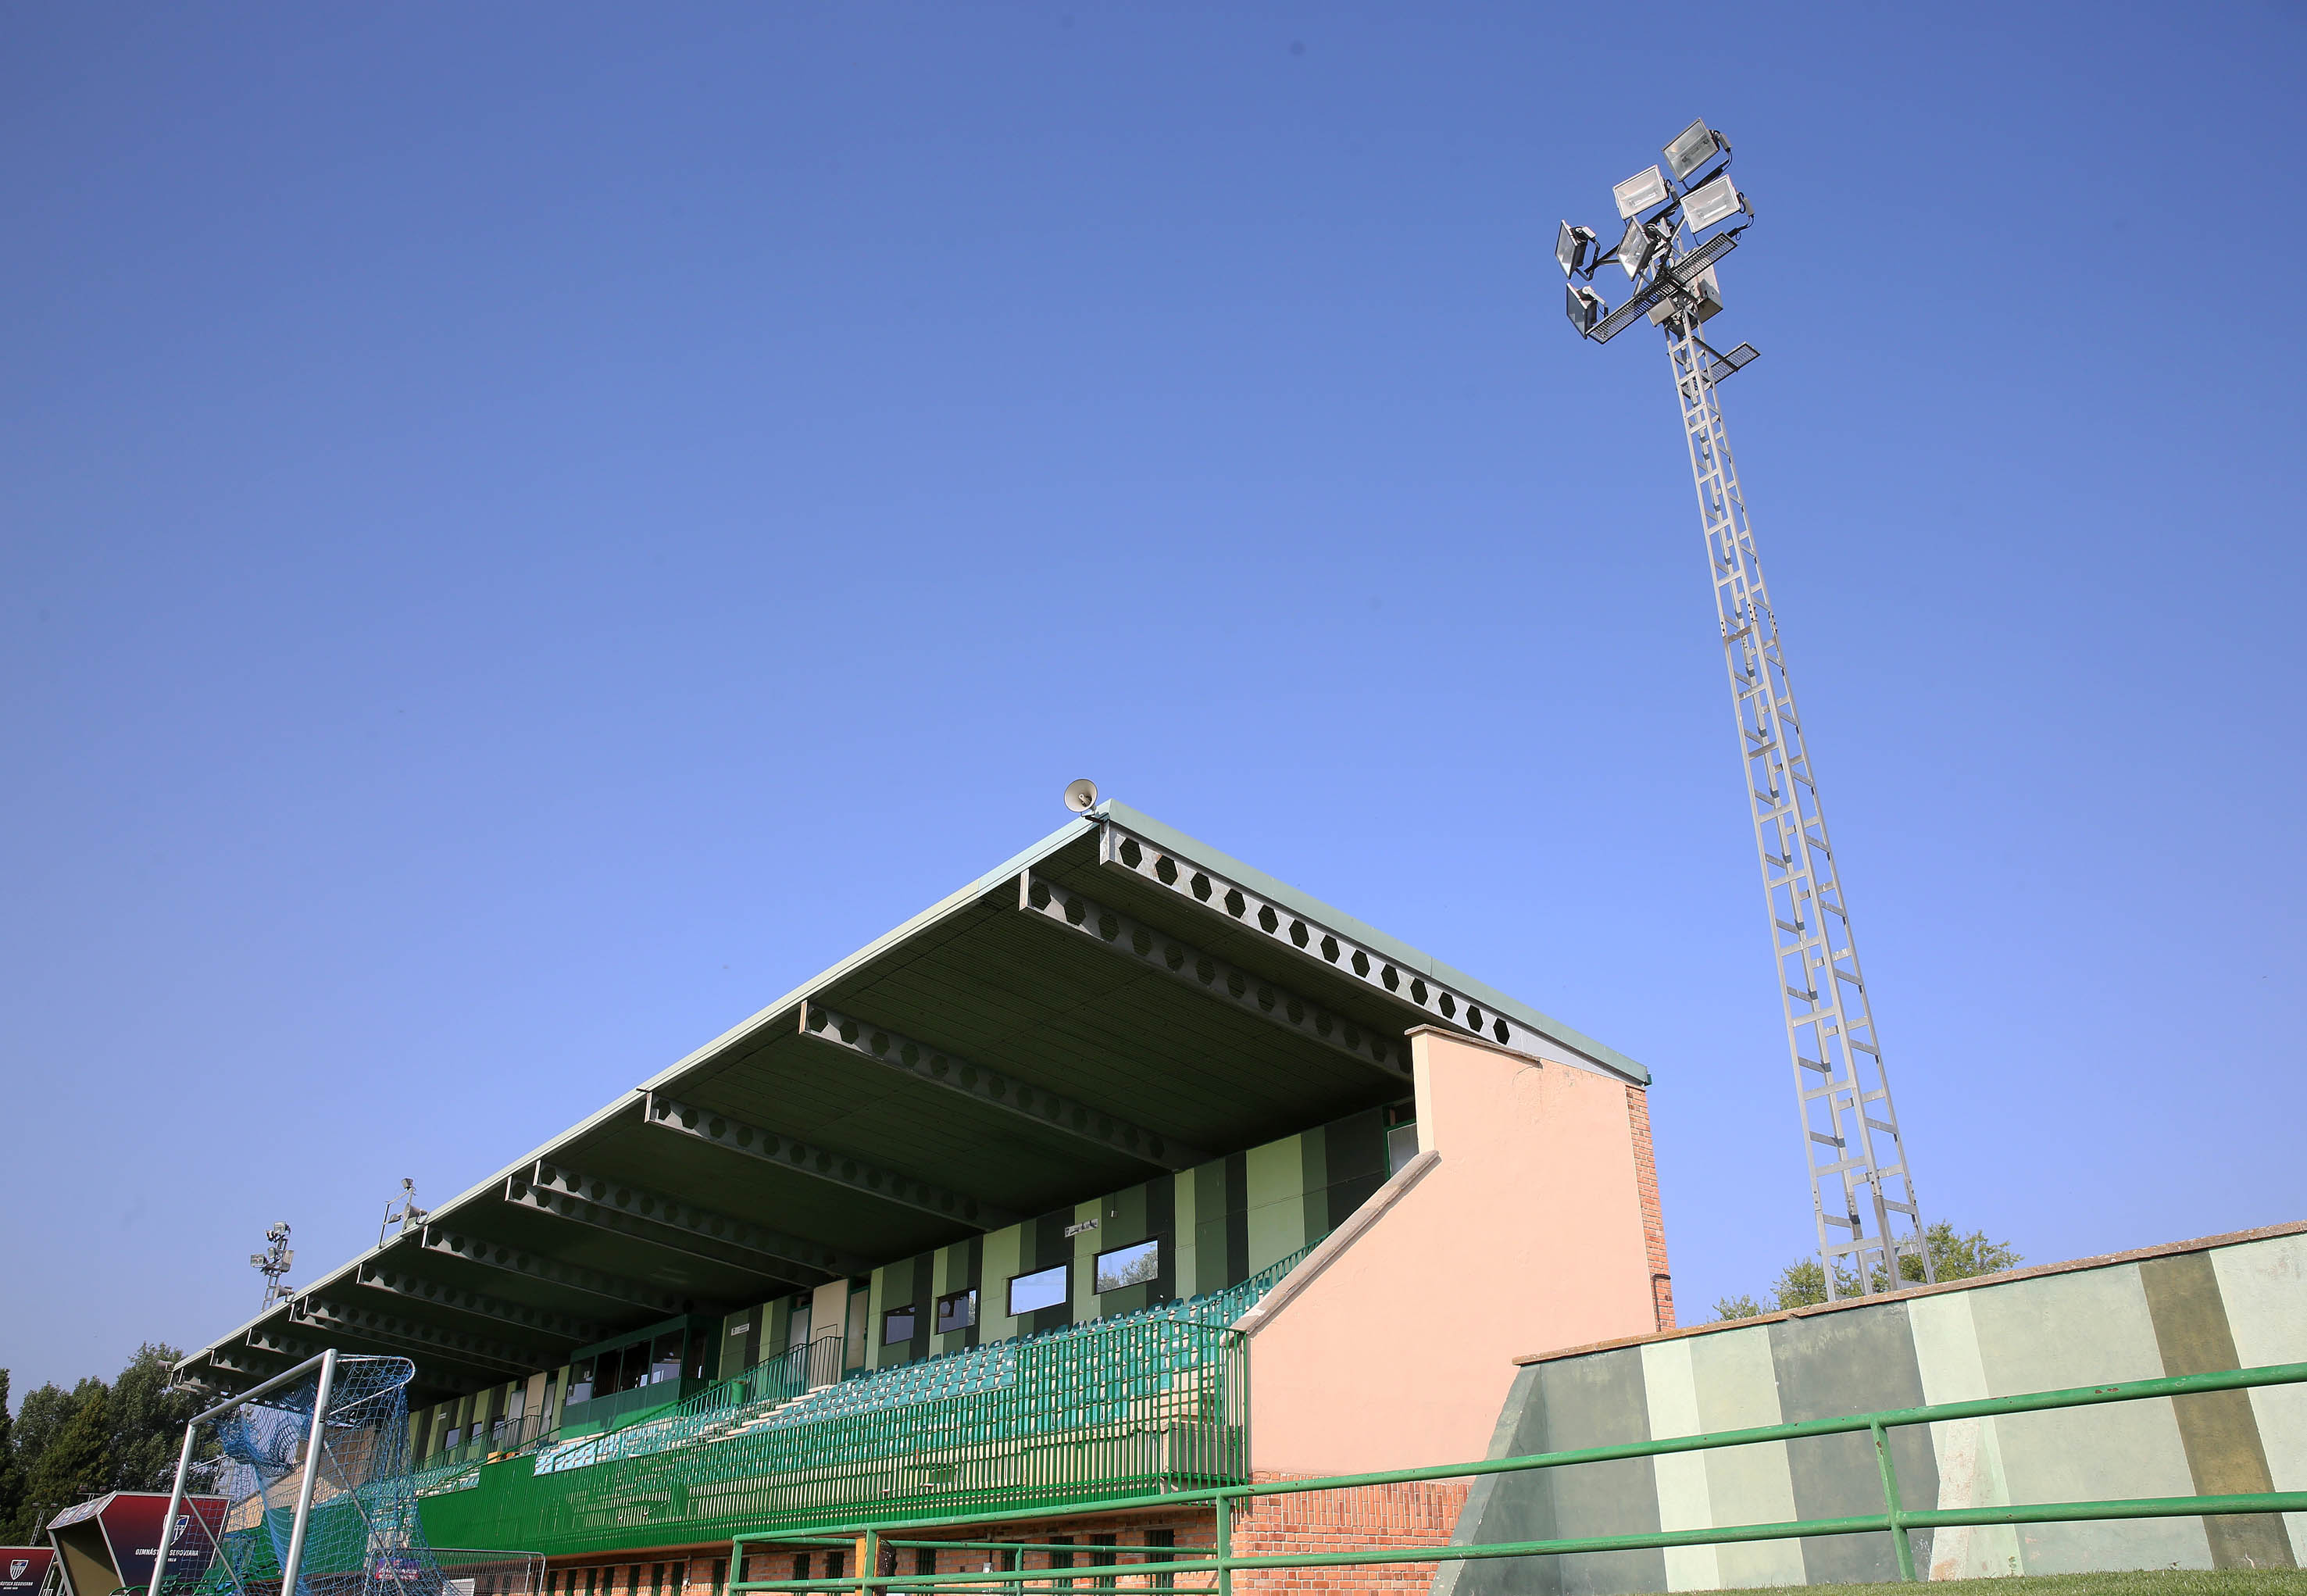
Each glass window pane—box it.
[567,1358,595,1405]
[934,1289,977,1334]
[882,1305,916,1345]
[652,1332,684,1384]
[1095,1239,1159,1293]
[1006,1263,1069,1316]
[1386,1122,1419,1174]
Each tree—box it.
[23,1385,115,1534]
[108,1344,196,1493]
[5,1378,102,1541]
[0,1369,21,1545]
[1712,1222,2023,1321]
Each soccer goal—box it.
[149,1351,467,1596]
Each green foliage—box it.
[0,1370,20,1546]
[108,1344,200,1492]
[3,1342,199,1537]
[1712,1222,2023,1321]
[24,1386,115,1526]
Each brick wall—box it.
[1625,1085,1675,1332]
[546,1478,1473,1593]
[1227,1476,1470,1595]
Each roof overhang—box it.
[178,804,1645,1405]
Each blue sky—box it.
[5,4,2302,1400]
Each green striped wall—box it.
[852,1102,1398,1369]
[408,1104,1405,1441]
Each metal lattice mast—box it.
[1559,120,1930,1298]
[1664,312,1928,1298]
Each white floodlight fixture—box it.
[1566,284,1606,337]
[1555,221,1598,278]
[1683,173,1746,232]
[1617,216,1660,280]
[1612,164,1669,219]
[1662,119,1725,182]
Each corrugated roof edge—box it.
[1100,802,1648,1084]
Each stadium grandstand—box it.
[174,802,1673,1589]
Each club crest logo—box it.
[10,1559,30,1581]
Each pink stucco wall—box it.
[1243,1027,1661,1476]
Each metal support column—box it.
[1665,312,1930,1297]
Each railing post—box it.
[1213,1491,1232,1596]
[1869,1419,1917,1583]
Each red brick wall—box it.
[1227,1476,1469,1595]
[1626,1085,1675,1332]
[809,1485,1466,1593]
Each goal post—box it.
[147,1350,463,1596]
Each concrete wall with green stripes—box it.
[858,1103,1401,1367]
[1437,1222,2307,1592]
[409,1105,1405,1453]
[676,1103,1401,1382]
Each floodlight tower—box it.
[1559,122,1930,1299]
[250,1220,295,1311]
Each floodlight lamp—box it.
[1617,216,1659,280]
[1555,221,1597,279]
[1612,165,1669,219]
[1683,173,1746,232]
[1566,283,1605,337]
[1663,119,1725,182]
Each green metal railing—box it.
[730,1359,2307,1593]
[415,1269,1322,1556]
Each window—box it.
[650,1331,684,1385]
[444,1426,462,1450]
[935,1288,978,1334]
[709,1561,725,1596]
[882,1305,917,1345]
[1095,1239,1159,1293]
[914,1551,936,1578]
[566,1357,595,1405]
[1091,1534,1116,1592]
[1006,1263,1069,1316]
[1145,1530,1175,1592]
[1386,1120,1419,1174]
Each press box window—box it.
[935,1288,977,1334]
[1006,1263,1069,1316]
[1095,1239,1159,1293]
[882,1304,917,1345]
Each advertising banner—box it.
[102,1494,227,1591]
[45,1495,225,1596]
[0,1548,55,1596]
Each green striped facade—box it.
[405,1104,1405,1465]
